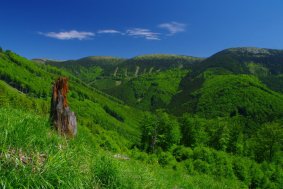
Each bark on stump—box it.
[50,77,77,137]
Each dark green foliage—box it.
[157,151,176,167]
[252,123,283,162]
[193,159,210,174]
[261,74,283,93]
[171,145,193,162]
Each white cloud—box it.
[126,28,160,40]
[39,22,185,41]
[97,29,123,34]
[158,22,186,35]
[39,30,95,40]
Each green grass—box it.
[0,107,249,188]
[0,108,94,188]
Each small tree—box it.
[140,110,181,152]
[140,112,159,152]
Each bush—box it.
[171,145,193,162]
[157,151,176,167]
[193,159,210,174]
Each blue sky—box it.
[0,0,283,60]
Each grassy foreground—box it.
[0,108,246,188]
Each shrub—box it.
[157,151,176,167]
[171,145,193,162]
[193,159,210,174]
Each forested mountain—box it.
[0,47,282,188]
[41,54,202,110]
[171,47,283,115]
[44,47,283,113]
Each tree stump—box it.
[50,77,77,137]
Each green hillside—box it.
[196,75,283,120]
[188,47,283,93]
[0,50,143,145]
[171,72,283,120]
[171,47,283,115]
[45,54,202,90]
[0,47,282,188]
[105,68,188,110]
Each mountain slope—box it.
[1,47,283,188]
[105,68,189,110]
[190,47,283,76]
[45,54,202,88]
[170,47,283,117]
[0,50,144,145]
[43,54,203,111]
[188,47,283,93]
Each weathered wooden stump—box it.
[50,77,77,137]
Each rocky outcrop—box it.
[50,77,77,137]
